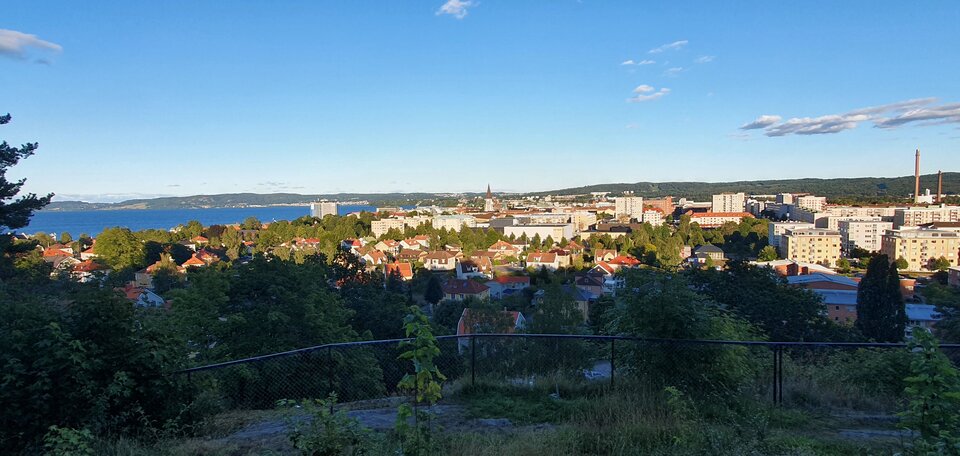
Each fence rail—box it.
[175,334,960,412]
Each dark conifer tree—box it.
[424,274,444,305]
[0,114,53,230]
[856,255,906,342]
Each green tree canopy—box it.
[95,227,146,270]
[757,245,778,262]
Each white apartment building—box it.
[503,224,575,242]
[614,197,644,220]
[745,199,766,216]
[880,228,960,271]
[570,211,598,232]
[310,201,339,218]
[894,205,960,228]
[642,210,663,226]
[371,216,430,238]
[782,228,842,266]
[776,193,794,204]
[371,218,406,238]
[432,215,477,232]
[819,215,883,231]
[838,220,893,253]
[795,195,827,213]
[768,222,815,250]
[711,193,746,213]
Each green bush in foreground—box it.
[899,328,960,454]
[282,395,371,456]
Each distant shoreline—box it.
[40,203,312,213]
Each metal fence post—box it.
[771,345,778,405]
[777,345,784,406]
[610,338,616,388]
[327,346,334,413]
[470,335,476,386]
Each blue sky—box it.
[2,1,959,202]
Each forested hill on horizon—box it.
[537,172,960,200]
[43,172,959,211]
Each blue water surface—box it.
[19,205,378,236]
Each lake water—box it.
[18,205,379,237]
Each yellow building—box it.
[880,229,960,271]
[782,228,841,266]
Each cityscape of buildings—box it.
[30,151,960,336]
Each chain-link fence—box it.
[176,335,960,415]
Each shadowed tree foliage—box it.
[856,255,907,342]
[688,262,854,342]
[424,275,444,305]
[611,269,761,392]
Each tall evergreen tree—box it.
[424,275,444,305]
[0,114,53,230]
[856,255,907,342]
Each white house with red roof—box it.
[526,252,560,270]
[424,250,458,271]
[72,260,111,283]
[485,275,530,299]
[593,249,617,262]
[341,238,364,253]
[182,254,207,269]
[80,242,98,260]
[362,250,387,268]
[385,261,414,281]
[120,284,166,308]
[488,240,520,259]
[373,239,401,254]
[606,255,641,271]
[456,257,492,279]
[442,278,490,301]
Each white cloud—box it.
[663,67,684,77]
[628,87,670,103]
[874,103,960,129]
[695,55,715,64]
[0,29,62,62]
[436,0,476,19]
[649,40,688,54]
[622,59,656,66]
[740,115,782,130]
[741,98,960,137]
[764,114,869,137]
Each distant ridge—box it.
[43,173,958,211]
[531,173,960,200]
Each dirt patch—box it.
[208,402,545,450]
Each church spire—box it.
[486,184,492,199]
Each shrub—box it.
[899,329,960,453]
[282,395,370,456]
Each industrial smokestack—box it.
[914,149,921,204]
[938,170,943,204]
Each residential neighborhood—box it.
[24,170,960,341]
